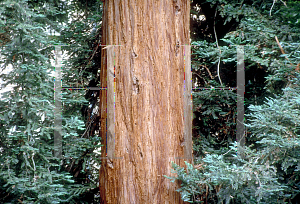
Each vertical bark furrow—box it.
[99,1,191,203]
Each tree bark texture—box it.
[99,1,191,203]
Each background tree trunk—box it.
[99,1,191,203]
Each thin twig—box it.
[193,72,207,84]
[270,0,287,16]
[79,38,101,77]
[280,0,287,7]
[275,36,293,65]
[213,9,223,87]
[270,0,276,16]
[202,65,214,79]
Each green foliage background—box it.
[167,0,300,203]
[0,0,103,203]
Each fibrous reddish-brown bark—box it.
[99,1,191,203]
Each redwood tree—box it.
[99,1,191,203]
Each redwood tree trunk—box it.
[99,1,191,203]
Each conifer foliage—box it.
[0,0,102,203]
[166,0,300,203]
